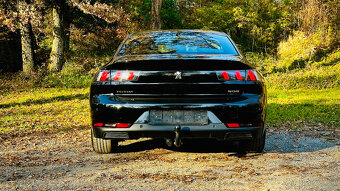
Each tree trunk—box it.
[63,20,70,54]
[150,0,162,30]
[50,2,65,72]
[18,0,35,74]
[63,3,71,55]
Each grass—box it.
[265,63,340,89]
[0,88,90,133]
[1,83,339,133]
[267,88,340,128]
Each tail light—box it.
[116,123,130,128]
[113,71,121,81]
[221,71,230,80]
[227,123,240,128]
[216,70,259,81]
[97,71,110,81]
[94,123,104,127]
[234,71,242,80]
[93,123,130,128]
[226,123,263,128]
[112,71,139,81]
[246,70,257,81]
[97,70,140,82]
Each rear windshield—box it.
[117,31,239,56]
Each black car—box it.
[90,30,266,153]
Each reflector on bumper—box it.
[93,123,130,128]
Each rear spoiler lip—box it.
[112,54,242,63]
[102,55,254,70]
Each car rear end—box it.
[89,30,267,153]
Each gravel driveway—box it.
[0,129,339,190]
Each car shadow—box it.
[115,139,167,153]
[114,131,336,156]
[115,138,244,154]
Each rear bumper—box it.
[92,110,265,141]
[90,93,266,141]
[93,124,263,141]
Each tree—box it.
[160,0,182,29]
[18,0,34,74]
[67,0,133,56]
[49,0,66,72]
[179,0,292,54]
[150,0,162,30]
[0,0,44,74]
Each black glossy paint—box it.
[90,30,266,141]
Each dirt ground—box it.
[0,129,339,191]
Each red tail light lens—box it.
[226,123,262,128]
[116,123,130,128]
[217,70,259,81]
[234,71,242,80]
[114,71,121,81]
[100,71,109,81]
[97,70,140,82]
[221,71,230,80]
[94,123,131,128]
[111,71,140,82]
[97,71,110,81]
[94,123,104,127]
[227,123,240,128]
[216,71,245,81]
[127,72,134,80]
[247,70,257,81]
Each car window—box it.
[118,31,239,56]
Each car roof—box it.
[129,29,228,37]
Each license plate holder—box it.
[149,110,208,125]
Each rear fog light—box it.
[227,123,240,128]
[94,123,130,128]
[116,123,130,128]
[94,123,104,127]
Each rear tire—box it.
[91,129,118,154]
[240,130,266,153]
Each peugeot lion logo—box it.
[174,71,182,79]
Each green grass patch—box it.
[267,88,340,128]
[0,88,90,133]
[38,73,93,88]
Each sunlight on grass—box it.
[0,88,90,132]
[267,89,340,127]
[0,88,87,105]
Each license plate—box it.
[149,110,208,125]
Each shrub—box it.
[38,72,93,89]
[32,60,99,89]
[266,63,339,89]
[276,28,338,72]
[312,50,340,67]
[245,52,277,74]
